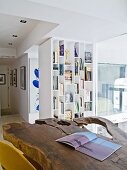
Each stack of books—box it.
[64,110,72,120]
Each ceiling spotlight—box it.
[12,35,18,38]
[20,20,27,23]
[8,43,12,45]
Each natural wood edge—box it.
[3,123,51,170]
[74,116,127,145]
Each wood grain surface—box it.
[3,117,127,170]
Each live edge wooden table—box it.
[2,117,127,170]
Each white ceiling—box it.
[0,14,40,48]
[28,0,127,24]
[0,0,127,56]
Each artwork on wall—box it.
[32,68,39,111]
[13,69,17,87]
[20,66,26,90]
[0,74,6,85]
[10,70,13,86]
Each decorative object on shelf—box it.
[65,49,70,64]
[85,52,92,63]
[65,92,73,103]
[0,74,6,85]
[13,69,17,87]
[74,45,78,57]
[65,92,71,103]
[10,70,13,86]
[20,66,26,90]
[70,92,73,102]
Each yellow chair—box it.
[0,141,36,170]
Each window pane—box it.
[98,63,127,116]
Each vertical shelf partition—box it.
[39,38,95,120]
[52,39,94,120]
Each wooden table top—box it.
[3,117,127,170]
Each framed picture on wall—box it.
[13,69,17,87]
[20,66,26,90]
[10,70,13,86]
[0,74,6,85]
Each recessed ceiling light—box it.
[12,35,18,38]
[20,20,27,23]
[8,43,12,45]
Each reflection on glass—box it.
[98,63,127,116]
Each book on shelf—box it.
[80,97,83,107]
[53,64,58,70]
[53,96,58,109]
[79,58,84,70]
[56,132,121,161]
[59,101,64,115]
[59,83,64,96]
[60,43,64,56]
[75,102,79,113]
[80,79,84,89]
[64,110,72,120]
[53,51,58,64]
[85,52,92,63]
[53,76,58,90]
[59,64,64,75]
[90,91,92,101]
[84,102,92,111]
[74,83,79,94]
[75,61,79,76]
[85,66,92,81]
[84,90,92,102]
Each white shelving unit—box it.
[39,38,95,120]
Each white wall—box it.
[39,39,53,119]
[0,65,9,109]
[97,35,127,64]
[10,54,29,121]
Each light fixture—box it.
[12,35,18,38]
[20,20,27,23]
[8,43,12,46]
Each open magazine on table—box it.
[56,132,122,161]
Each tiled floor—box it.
[0,114,24,169]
